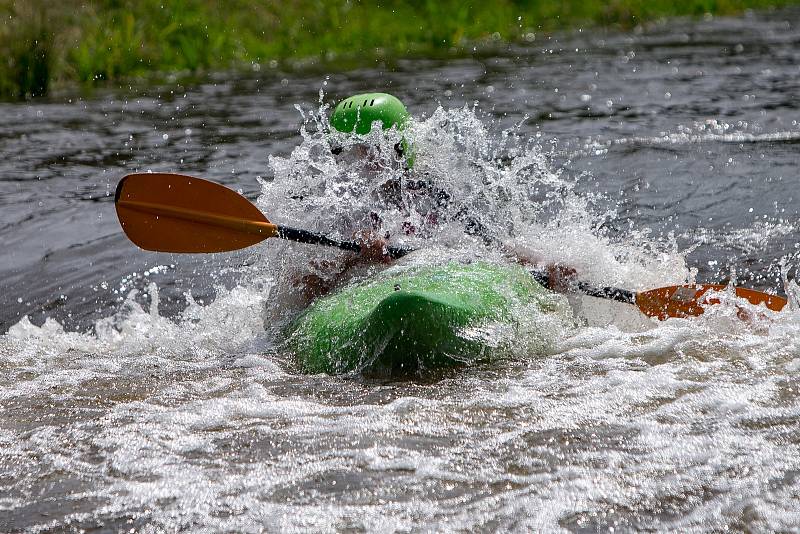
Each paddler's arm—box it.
[452,205,579,292]
[350,210,395,265]
[293,259,339,300]
[292,231,394,301]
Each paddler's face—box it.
[332,143,371,167]
[332,141,404,174]
[331,139,410,207]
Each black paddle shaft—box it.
[276,225,412,259]
[530,269,636,305]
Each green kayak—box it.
[286,260,569,376]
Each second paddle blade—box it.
[115,173,274,253]
[636,283,787,320]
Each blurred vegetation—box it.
[1,0,799,99]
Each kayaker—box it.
[295,92,576,298]
[329,93,498,250]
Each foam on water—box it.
[2,101,800,531]
[1,281,269,403]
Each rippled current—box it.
[3,10,800,532]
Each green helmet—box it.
[330,92,409,134]
[330,92,414,167]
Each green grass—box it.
[0,2,52,98]
[1,0,799,99]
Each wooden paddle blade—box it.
[635,283,787,320]
[115,173,278,253]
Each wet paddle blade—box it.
[635,283,787,320]
[115,173,277,253]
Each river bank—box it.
[2,0,800,100]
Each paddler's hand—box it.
[504,244,578,292]
[354,230,394,264]
[546,263,578,292]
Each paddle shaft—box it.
[529,269,636,304]
[277,226,412,259]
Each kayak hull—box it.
[286,261,562,376]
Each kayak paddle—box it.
[114,172,788,319]
[114,173,411,257]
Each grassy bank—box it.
[1,0,799,99]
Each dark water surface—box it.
[2,9,800,533]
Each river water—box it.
[3,9,800,533]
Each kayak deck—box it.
[285,261,567,376]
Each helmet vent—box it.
[370,99,375,106]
